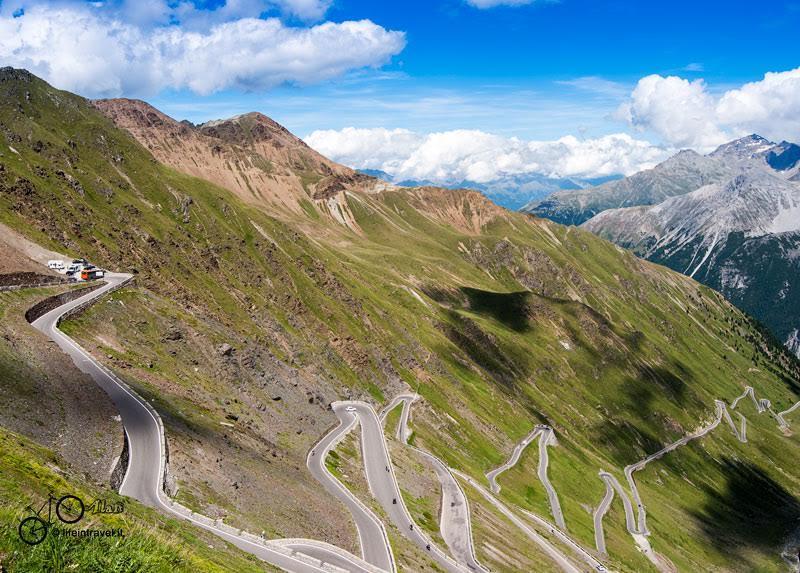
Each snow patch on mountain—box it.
[711,134,775,161]
[719,266,750,291]
[711,134,800,173]
[567,134,800,361]
[786,329,800,358]
[770,203,800,234]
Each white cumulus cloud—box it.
[305,127,670,182]
[0,2,405,97]
[618,68,800,150]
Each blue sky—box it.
[323,0,799,84]
[145,0,800,137]
[1,0,799,181]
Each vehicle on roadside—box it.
[47,260,65,271]
[80,268,104,281]
[345,406,356,412]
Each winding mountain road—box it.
[330,400,471,573]
[307,406,396,572]
[593,385,796,567]
[452,469,584,573]
[485,424,566,530]
[31,275,384,573]
[485,427,544,495]
[777,401,800,429]
[30,275,800,573]
[386,396,608,573]
[623,400,737,537]
[381,395,488,572]
[593,471,636,554]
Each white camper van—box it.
[47,260,65,271]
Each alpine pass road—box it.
[32,274,159,506]
[592,386,798,568]
[31,275,383,573]
[30,276,800,573]
[306,405,396,572]
[381,395,488,573]
[329,400,471,573]
[485,424,566,530]
[385,395,606,573]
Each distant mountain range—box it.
[527,134,800,357]
[359,168,621,211]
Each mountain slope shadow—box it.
[690,457,800,567]
[460,287,532,333]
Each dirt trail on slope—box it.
[0,222,68,269]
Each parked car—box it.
[47,260,65,271]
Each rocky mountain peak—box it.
[93,98,190,137]
[0,66,35,84]
[91,96,381,229]
[199,111,301,148]
[710,133,775,159]
[709,134,800,172]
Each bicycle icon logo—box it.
[18,493,85,546]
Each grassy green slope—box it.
[1,68,799,571]
[0,427,276,572]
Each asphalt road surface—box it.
[340,401,471,573]
[387,396,608,573]
[778,401,800,429]
[485,424,566,530]
[593,391,780,564]
[452,469,584,573]
[306,407,396,572]
[485,426,544,495]
[382,395,488,572]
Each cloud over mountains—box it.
[0,1,405,97]
[618,68,800,150]
[307,67,800,185]
[305,127,670,183]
